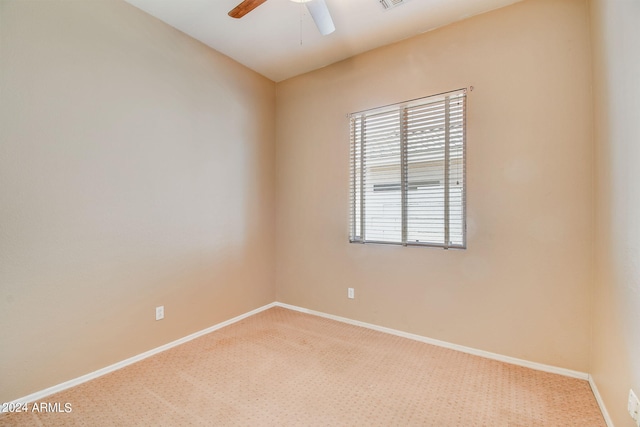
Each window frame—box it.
[349,88,467,250]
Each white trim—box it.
[4,302,277,409]
[5,300,598,414]
[588,375,615,427]
[274,302,589,380]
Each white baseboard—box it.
[274,302,589,381]
[7,300,603,419]
[4,302,277,409]
[588,375,615,427]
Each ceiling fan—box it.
[228,0,335,35]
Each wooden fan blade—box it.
[228,0,268,19]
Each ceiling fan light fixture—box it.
[229,0,334,36]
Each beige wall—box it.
[0,0,275,402]
[275,0,594,372]
[590,0,640,425]
[4,0,624,414]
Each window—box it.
[349,88,466,249]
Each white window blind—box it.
[349,88,466,249]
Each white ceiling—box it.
[124,0,522,82]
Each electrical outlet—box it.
[629,389,640,426]
[348,288,354,299]
[155,306,164,321]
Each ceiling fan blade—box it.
[305,0,335,35]
[228,0,268,19]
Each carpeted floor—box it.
[1,307,605,426]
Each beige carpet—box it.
[1,307,605,426]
